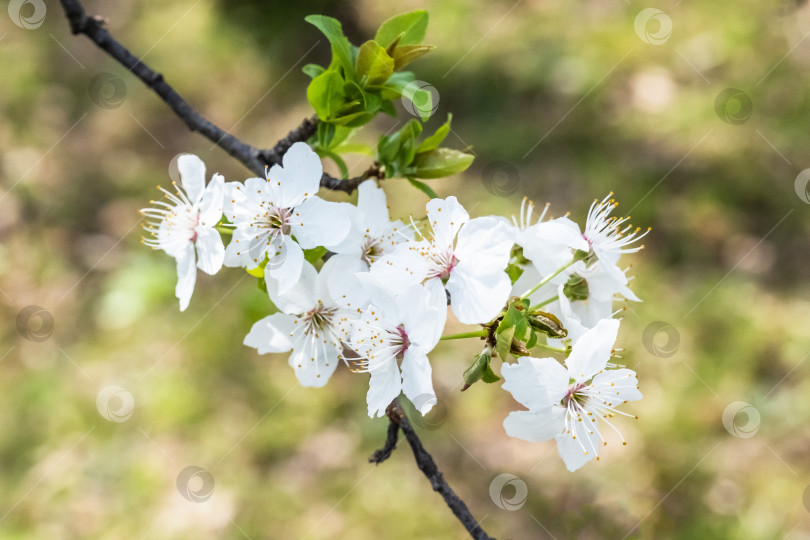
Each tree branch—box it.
[58,0,381,193]
[370,399,496,540]
[59,2,487,536]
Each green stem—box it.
[520,258,577,300]
[533,342,567,354]
[216,226,233,236]
[529,295,558,311]
[440,330,488,341]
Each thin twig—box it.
[370,399,496,540]
[57,0,381,193]
[58,1,488,536]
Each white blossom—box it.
[349,280,446,417]
[223,142,351,293]
[243,259,355,387]
[501,319,642,471]
[513,198,588,284]
[141,154,225,311]
[327,179,413,309]
[366,196,513,324]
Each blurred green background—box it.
[1,0,809,538]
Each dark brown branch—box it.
[370,400,496,540]
[58,0,381,194]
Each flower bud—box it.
[563,274,589,302]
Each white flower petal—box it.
[223,227,252,268]
[501,356,569,410]
[366,359,402,418]
[398,279,446,350]
[175,246,197,312]
[555,414,602,471]
[195,227,225,275]
[290,197,351,249]
[266,236,305,296]
[446,267,510,324]
[324,255,370,309]
[556,284,589,343]
[400,348,436,415]
[243,313,296,354]
[426,196,468,249]
[565,318,620,382]
[178,154,206,202]
[357,179,391,237]
[288,331,340,388]
[266,256,316,313]
[364,245,430,295]
[266,142,322,209]
[454,216,513,275]
[503,408,565,442]
[198,174,225,227]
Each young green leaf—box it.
[505,263,524,285]
[528,311,568,339]
[356,40,395,86]
[302,63,326,79]
[316,121,336,149]
[374,10,429,48]
[481,363,500,383]
[393,44,436,71]
[411,148,475,179]
[303,246,328,265]
[407,178,439,199]
[320,149,349,178]
[495,324,515,362]
[416,114,452,153]
[305,15,357,78]
[496,305,527,361]
[307,70,346,120]
[379,71,416,99]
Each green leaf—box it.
[481,362,500,383]
[402,83,434,121]
[416,114,452,153]
[305,15,357,78]
[320,149,349,178]
[526,329,538,350]
[462,353,487,388]
[334,142,374,155]
[462,349,499,390]
[393,44,436,70]
[316,121,336,149]
[307,70,346,120]
[505,263,524,285]
[407,178,438,199]
[302,63,325,79]
[379,100,397,117]
[356,40,395,86]
[563,274,590,302]
[495,324,515,361]
[379,71,416,97]
[246,265,264,278]
[496,305,526,361]
[528,311,568,339]
[374,10,429,48]
[303,246,328,265]
[411,148,475,179]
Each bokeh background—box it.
[1,0,809,538]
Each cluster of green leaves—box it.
[303,11,474,191]
[377,115,474,197]
[463,297,570,390]
[496,298,567,360]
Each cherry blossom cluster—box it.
[141,142,649,471]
